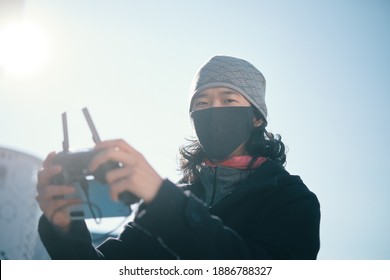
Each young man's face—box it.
[190,87,263,160]
[191,87,252,112]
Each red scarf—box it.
[205,156,267,169]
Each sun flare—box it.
[0,20,50,77]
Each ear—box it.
[253,118,263,128]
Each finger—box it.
[89,148,138,172]
[109,176,133,201]
[42,198,81,224]
[39,195,81,211]
[42,151,57,169]
[37,184,76,200]
[104,166,133,185]
[37,165,62,189]
[108,166,151,201]
[94,139,137,154]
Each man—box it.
[36,55,320,259]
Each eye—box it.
[193,101,208,109]
[224,98,238,104]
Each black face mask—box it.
[191,106,255,161]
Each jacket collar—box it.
[189,160,300,212]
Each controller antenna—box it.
[62,112,69,152]
[82,107,101,144]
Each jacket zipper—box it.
[209,167,218,206]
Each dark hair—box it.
[178,107,287,183]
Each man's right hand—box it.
[35,152,80,232]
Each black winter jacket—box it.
[38,160,321,259]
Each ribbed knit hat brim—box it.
[189,55,267,119]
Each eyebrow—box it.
[193,90,241,100]
[220,90,241,97]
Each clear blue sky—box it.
[0,0,389,259]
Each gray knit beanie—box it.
[189,55,267,120]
